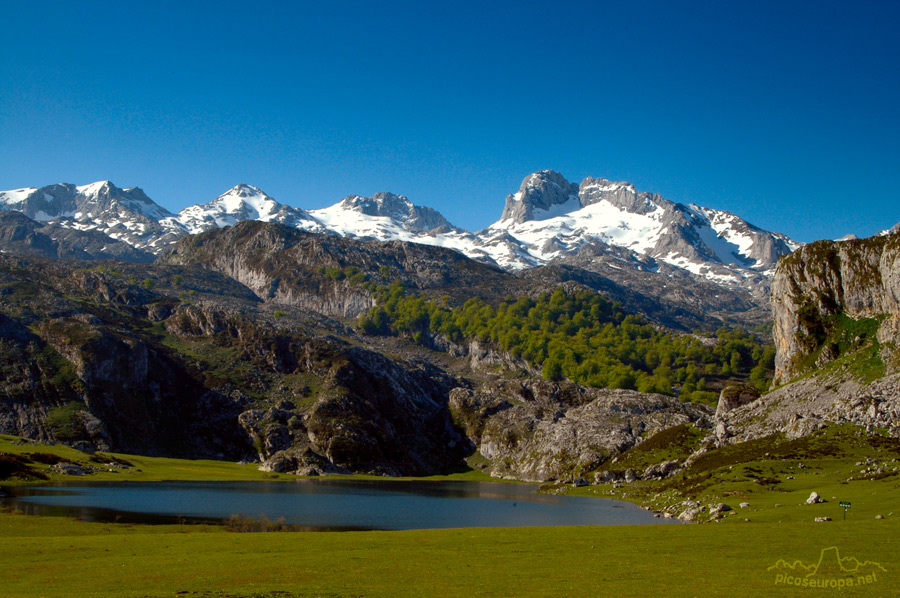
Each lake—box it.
[0,479,678,530]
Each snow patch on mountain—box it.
[0,172,803,292]
[478,170,801,286]
[0,188,38,207]
[177,184,322,234]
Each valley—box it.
[1,170,899,596]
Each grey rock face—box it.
[579,177,658,214]
[770,234,900,384]
[449,379,711,482]
[499,170,580,224]
[0,181,187,253]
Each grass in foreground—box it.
[3,430,900,597]
[573,424,900,526]
[1,508,897,597]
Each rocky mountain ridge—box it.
[488,171,799,276]
[0,172,800,313]
[0,181,187,252]
[0,211,154,263]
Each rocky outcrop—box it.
[771,234,900,384]
[159,220,512,318]
[715,233,900,443]
[715,383,760,418]
[499,170,580,224]
[720,370,900,442]
[449,379,711,482]
[0,211,154,262]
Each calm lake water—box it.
[0,479,678,530]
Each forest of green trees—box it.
[356,281,774,405]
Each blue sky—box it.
[1,0,898,242]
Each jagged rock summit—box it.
[0,171,801,313]
[498,170,581,224]
[484,169,799,277]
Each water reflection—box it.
[1,479,678,530]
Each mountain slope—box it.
[177,184,323,234]
[159,220,513,318]
[0,172,801,322]
[0,211,155,262]
[482,170,799,278]
[0,181,187,252]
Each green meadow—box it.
[2,432,899,597]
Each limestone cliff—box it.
[714,232,900,444]
[771,233,900,385]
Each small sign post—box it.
[839,501,851,520]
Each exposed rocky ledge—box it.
[771,234,900,384]
[718,371,900,443]
[450,379,712,482]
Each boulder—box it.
[594,470,620,484]
[678,507,704,522]
[52,462,87,476]
[715,383,760,418]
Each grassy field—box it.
[574,423,900,525]
[2,509,897,597]
[2,432,899,597]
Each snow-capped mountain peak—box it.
[176,184,321,235]
[499,169,581,224]
[484,171,799,282]
[336,192,413,219]
[0,171,804,301]
[310,192,455,238]
[0,181,184,251]
[76,180,175,221]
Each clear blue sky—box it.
[1,0,898,242]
